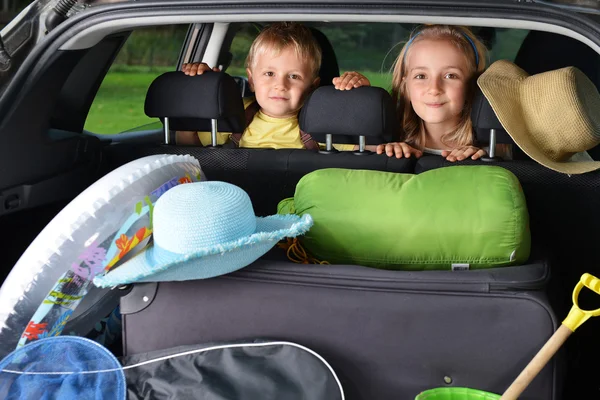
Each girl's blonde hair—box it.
[246,22,322,79]
[391,25,488,149]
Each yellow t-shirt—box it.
[197,97,354,150]
[239,110,304,149]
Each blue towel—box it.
[0,336,125,400]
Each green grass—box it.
[84,68,170,134]
[84,68,392,134]
[360,71,392,90]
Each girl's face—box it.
[404,38,471,136]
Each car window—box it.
[226,23,261,78]
[84,26,188,134]
[87,23,528,135]
[313,23,529,90]
[486,28,530,63]
[225,23,528,92]
[226,22,405,88]
[311,22,406,89]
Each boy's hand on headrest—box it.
[182,62,221,76]
[376,142,423,159]
[333,71,371,91]
[442,146,487,162]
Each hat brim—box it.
[477,61,600,175]
[93,214,313,287]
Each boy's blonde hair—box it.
[391,25,488,149]
[246,22,322,79]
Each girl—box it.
[334,25,499,161]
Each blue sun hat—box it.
[93,181,313,287]
[0,336,125,400]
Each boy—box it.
[178,22,347,150]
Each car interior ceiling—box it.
[2,19,600,397]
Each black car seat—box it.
[118,71,413,216]
[514,30,600,159]
[310,27,340,86]
[470,86,516,161]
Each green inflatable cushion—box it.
[277,166,530,270]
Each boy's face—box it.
[247,46,320,118]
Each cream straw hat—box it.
[477,60,600,174]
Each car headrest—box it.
[299,86,400,145]
[145,71,245,134]
[471,86,513,146]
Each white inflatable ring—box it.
[0,154,204,357]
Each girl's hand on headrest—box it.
[442,146,487,162]
[332,72,371,90]
[376,142,423,159]
[182,62,221,76]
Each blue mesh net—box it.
[0,336,125,400]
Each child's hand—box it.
[182,62,221,76]
[332,72,370,90]
[442,146,487,162]
[376,142,423,159]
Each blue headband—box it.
[404,32,480,66]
